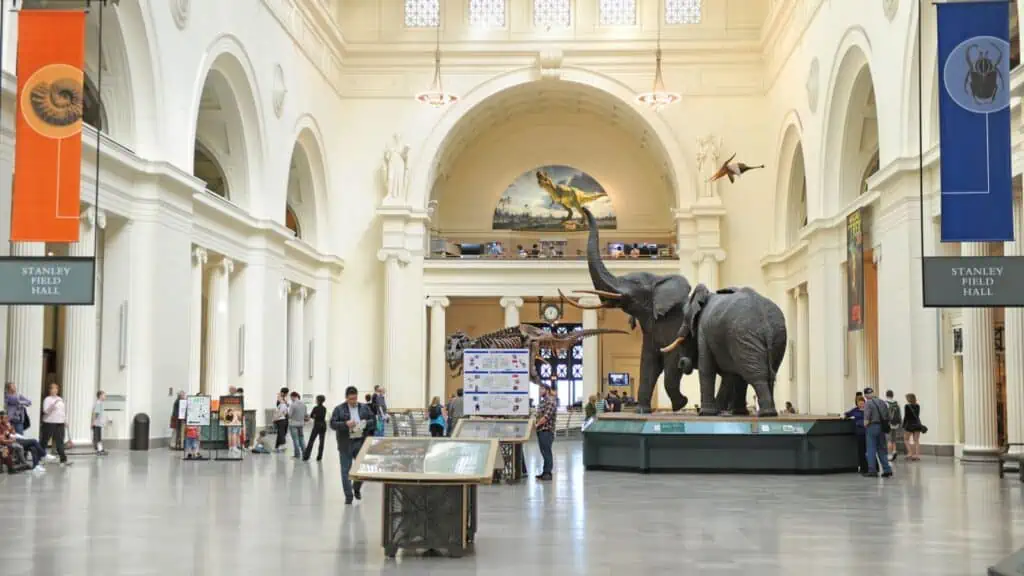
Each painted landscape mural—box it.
[492,165,617,231]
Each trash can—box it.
[131,413,150,451]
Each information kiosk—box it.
[452,417,534,483]
[350,437,499,558]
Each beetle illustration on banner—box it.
[847,210,864,331]
[937,1,1014,242]
[10,10,87,243]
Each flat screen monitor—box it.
[459,243,483,256]
[608,373,630,388]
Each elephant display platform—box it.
[582,412,858,474]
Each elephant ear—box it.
[687,284,712,334]
[652,276,690,319]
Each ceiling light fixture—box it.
[636,0,680,111]
[416,19,458,107]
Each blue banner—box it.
[937,1,1014,242]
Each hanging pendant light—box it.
[636,0,680,111]
[416,21,458,107]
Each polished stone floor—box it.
[0,440,1021,576]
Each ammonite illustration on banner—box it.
[11,10,86,243]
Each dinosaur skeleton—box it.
[446,324,628,381]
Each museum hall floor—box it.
[0,440,1020,576]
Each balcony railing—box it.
[428,235,679,261]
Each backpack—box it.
[429,405,442,420]
[887,401,902,426]
[873,398,891,433]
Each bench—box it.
[997,442,1024,482]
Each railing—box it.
[429,236,678,261]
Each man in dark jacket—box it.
[330,386,376,504]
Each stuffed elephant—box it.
[662,284,786,417]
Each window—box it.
[665,0,702,24]
[469,0,506,28]
[599,0,636,26]
[404,0,439,27]
[193,141,229,198]
[285,206,301,238]
[534,0,571,28]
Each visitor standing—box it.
[862,388,893,478]
[844,395,868,474]
[287,391,307,458]
[372,386,388,437]
[330,386,376,504]
[885,390,902,461]
[273,392,289,452]
[427,396,446,437]
[902,393,926,461]
[303,395,328,462]
[40,383,69,466]
[585,395,597,420]
[535,384,557,481]
[4,382,32,435]
[447,388,464,437]
[93,390,108,455]
[170,390,186,449]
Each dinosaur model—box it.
[535,171,608,223]
[445,324,628,381]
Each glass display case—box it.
[351,437,499,483]
[452,418,534,442]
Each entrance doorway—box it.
[529,323,584,408]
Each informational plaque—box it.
[923,256,1024,307]
[350,437,498,483]
[452,417,534,442]
[463,349,530,416]
[218,395,243,426]
[0,257,95,305]
[185,395,211,426]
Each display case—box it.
[452,417,535,484]
[351,437,498,483]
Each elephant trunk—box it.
[582,206,623,296]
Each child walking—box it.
[92,390,108,455]
[184,425,201,459]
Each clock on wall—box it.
[542,303,562,323]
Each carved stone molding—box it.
[171,0,190,30]
[378,248,412,266]
[192,246,208,266]
[537,48,563,81]
[272,64,287,118]
[499,296,524,310]
[882,0,898,22]
[691,249,727,265]
[806,58,820,113]
[426,296,451,309]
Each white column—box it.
[63,207,106,444]
[5,241,45,437]
[796,285,811,414]
[580,296,601,403]
[426,296,449,404]
[499,296,524,328]
[1004,196,1024,454]
[378,249,410,404]
[204,257,233,397]
[188,246,207,395]
[961,243,1000,460]
[289,285,307,390]
[692,250,725,290]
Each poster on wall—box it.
[846,209,864,331]
[185,395,211,426]
[463,349,530,416]
[492,165,616,232]
[936,1,1013,242]
[218,395,243,426]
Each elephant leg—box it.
[636,342,665,413]
[697,350,719,416]
[662,352,689,412]
[714,377,734,415]
[751,379,778,417]
[718,374,748,416]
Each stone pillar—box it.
[580,296,601,403]
[796,285,811,414]
[499,297,524,328]
[692,249,726,290]
[1004,196,1024,454]
[188,246,207,396]
[63,207,106,444]
[378,249,410,404]
[5,241,45,437]
[961,243,1000,460]
[204,257,233,397]
[288,285,308,390]
[426,296,449,404]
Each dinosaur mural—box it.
[492,165,617,231]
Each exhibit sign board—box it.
[463,349,530,416]
[0,257,95,305]
[846,210,864,331]
[218,395,243,426]
[922,256,1024,307]
[185,395,211,426]
[936,0,1014,242]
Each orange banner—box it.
[11,10,86,243]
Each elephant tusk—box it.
[573,289,622,299]
[660,337,685,354]
[558,289,607,310]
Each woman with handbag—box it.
[4,382,32,435]
[903,393,926,461]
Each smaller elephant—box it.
[662,284,786,417]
